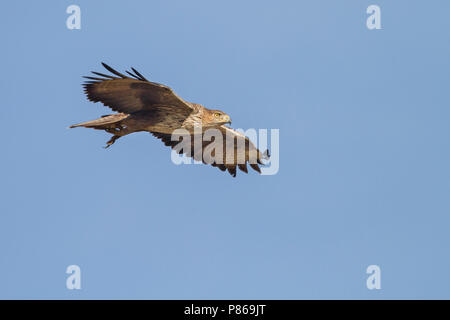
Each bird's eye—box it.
[214,113,221,118]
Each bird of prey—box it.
[70,63,269,177]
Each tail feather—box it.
[69,113,128,129]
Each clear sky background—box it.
[1,1,449,299]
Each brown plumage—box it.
[70,63,269,177]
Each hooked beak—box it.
[224,115,232,124]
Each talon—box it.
[104,135,120,148]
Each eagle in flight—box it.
[70,63,269,177]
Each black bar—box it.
[0,300,447,318]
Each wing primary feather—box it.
[101,62,127,78]
[126,71,140,80]
[83,76,106,81]
[91,71,116,79]
[238,164,248,173]
[250,164,261,173]
[227,166,237,177]
[131,67,148,81]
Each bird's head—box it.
[207,109,232,126]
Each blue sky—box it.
[1,1,449,299]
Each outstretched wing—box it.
[151,126,270,177]
[83,63,193,115]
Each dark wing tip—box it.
[131,67,148,81]
[250,163,261,174]
[101,62,127,78]
[227,166,237,177]
[126,70,139,80]
[122,67,148,81]
[238,164,248,173]
[91,71,116,79]
[83,76,104,81]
